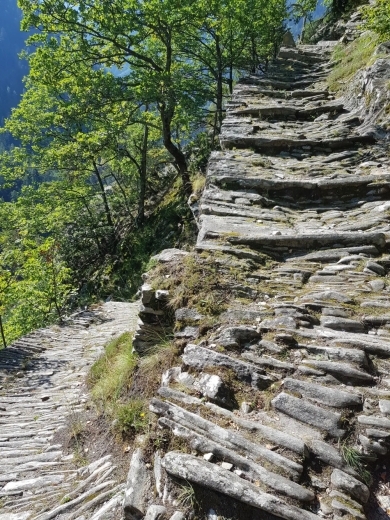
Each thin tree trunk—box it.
[92,159,114,228]
[215,34,224,134]
[300,15,307,43]
[229,62,233,95]
[251,36,257,73]
[160,28,192,196]
[160,105,192,196]
[137,111,149,226]
[0,315,7,349]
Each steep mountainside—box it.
[1,8,390,520]
[0,0,30,127]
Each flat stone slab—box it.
[283,378,362,408]
[182,344,274,389]
[301,360,374,385]
[163,452,318,520]
[272,392,345,438]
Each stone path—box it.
[0,302,139,520]
[145,41,390,520]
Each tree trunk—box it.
[0,315,7,349]
[137,113,149,226]
[160,104,192,196]
[215,34,224,134]
[300,15,307,43]
[251,36,257,74]
[229,62,233,95]
[160,29,192,196]
[92,159,114,228]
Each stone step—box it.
[272,392,345,438]
[163,452,318,520]
[283,377,362,408]
[150,398,303,479]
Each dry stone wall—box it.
[133,37,390,520]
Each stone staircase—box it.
[0,302,139,520]
[144,41,390,520]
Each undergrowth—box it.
[149,252,257,316]
[88,330,179,439]
[328,33,379,93]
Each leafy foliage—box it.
[363,0,390,42]
[0,0,290,344]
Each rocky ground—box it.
[0,302,138,520]
[129,34,390,520]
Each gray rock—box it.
[331,469,370,503]
[182,344,274,389]
[359,433,387,455]
[0,514,32,520]
[379,399,390,415]
[144,506,167,520]
[320,316,365,333]
[302,291,353,304]
[310,440,359,477]
[258,339,284,353]
[163,453,318,520]
[283,378,362,408]
[123,449,151,520]
[259,316,297,329]
[156,290,169,300]
[141,284,155,305]
[152,249,189,263]
[150,399,303,479]
[332,499,366,520]
[242,352,295,372]
[301,360,374,385]
[195,373,231,405]
[161,386,307,456]
[169,513,185,520]
[215,326,260,348]
[369,279,385,291]
[305,344,367,366]
[175,308,205,322]
[358,415,390,429]
[366,260,385,276]
[272,392,344,438]
[366,428,390,439]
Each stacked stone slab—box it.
[132,283,171,354]
[147,40,390,520]
[0,302,138,520]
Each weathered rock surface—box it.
[146,33,390,519]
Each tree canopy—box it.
[0,0,290,346]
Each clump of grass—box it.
[328,33,379,93]
[177,482,198,510]
[150,253,245,316]
[192,173,206,193]
[89,332,137,405]
[115,399,147,434]
[340,442,371,485]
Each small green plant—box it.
[340,442,371,484]
[177,482,198,510]
[61,496,71,504]
[115,399,147,434]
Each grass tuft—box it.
[89,332,137,404]
[340,442,371,485]
[328,33,379,93]
[177,482,198,510]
